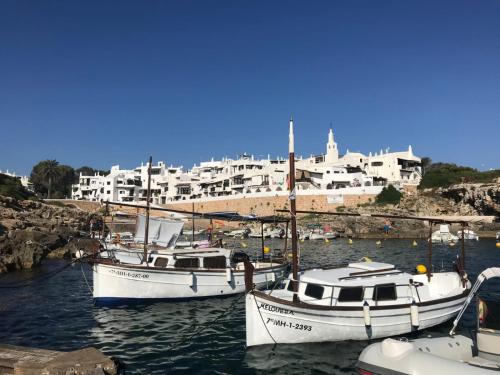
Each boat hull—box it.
[245,291,468,346]
[93,262,288,303]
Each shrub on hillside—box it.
[420,163,500,188]
[375,185,402,205]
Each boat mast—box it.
[143,156,153,264]
[288,118,299,303]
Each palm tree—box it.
[38,160,60,199]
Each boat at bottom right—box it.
[356,267,500,375]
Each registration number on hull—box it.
[266,317,312,331]
[107,268,150,279]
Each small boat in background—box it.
[431,224,459,243]
[356,267,500,375]
[457,228,479,241]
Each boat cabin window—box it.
[174,257,200,268]
[154,257,168,268]
[374,284,397,301]
[203,256,227,269]
[304,283,324,299]
[338,287,364,302]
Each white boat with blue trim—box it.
[92,247,288,303]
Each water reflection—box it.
[0,239,498,374]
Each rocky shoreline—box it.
[0,196,100,274]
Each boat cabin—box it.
[283,261,462,307]
[147,248,233,270]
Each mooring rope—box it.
[80,261,94,295]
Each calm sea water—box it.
[1,237,499,374]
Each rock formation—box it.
[0,196,99,273]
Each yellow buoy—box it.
[376,240,382,246]
[287,253,293,258]
[348,238,353,245]
[412,240,418,247]
[263,246,271,254]
[325,238,330,243]
[361,256,372,263]
[416,264,427,274]
[241,242,248,248]
[496,242,500,248]
[300,238,305,243]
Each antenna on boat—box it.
[143,156,153,265]
[288,117,299,303]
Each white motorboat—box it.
[244,119,471,347]
[457,228,479,241]
[226,228,251,238]
[431,224,459,243]
[309,227,338,240]
[105,232,135,244]
[93,247,288,303]
[356,267,500,375]
[245,260,470,346]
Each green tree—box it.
[376,184,403,205]
[30,160,61,198]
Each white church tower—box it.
[325,127,339,163]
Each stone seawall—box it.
[162,193,378,216]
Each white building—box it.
[71,127,422,203]
[0,170,34,192]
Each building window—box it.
[304,283,324,299]
[106,191,111,194]
[374,284,397,301]
[338,287,363,302]
[371,162,383,167]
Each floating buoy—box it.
[496,242,500,248]
[263,246,271,254]
[363,301,371,327]
[324,238,330,243]
[411,300,419,328]
[348,238,353,245]
[449,241,456,247]
[416,264,427,274]
[226,268,232,283]
[287,253,293,258]
[361,256,372,263]
[241,242,248,248]
[376,240,382,246]
[412,240,418,247]
[300,238,305,243]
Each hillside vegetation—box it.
[0,174,34,200]
[420,162,500,189]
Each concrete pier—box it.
[0,344,119,375]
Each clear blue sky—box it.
[1,0,499,175]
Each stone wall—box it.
[162,193,378,216]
